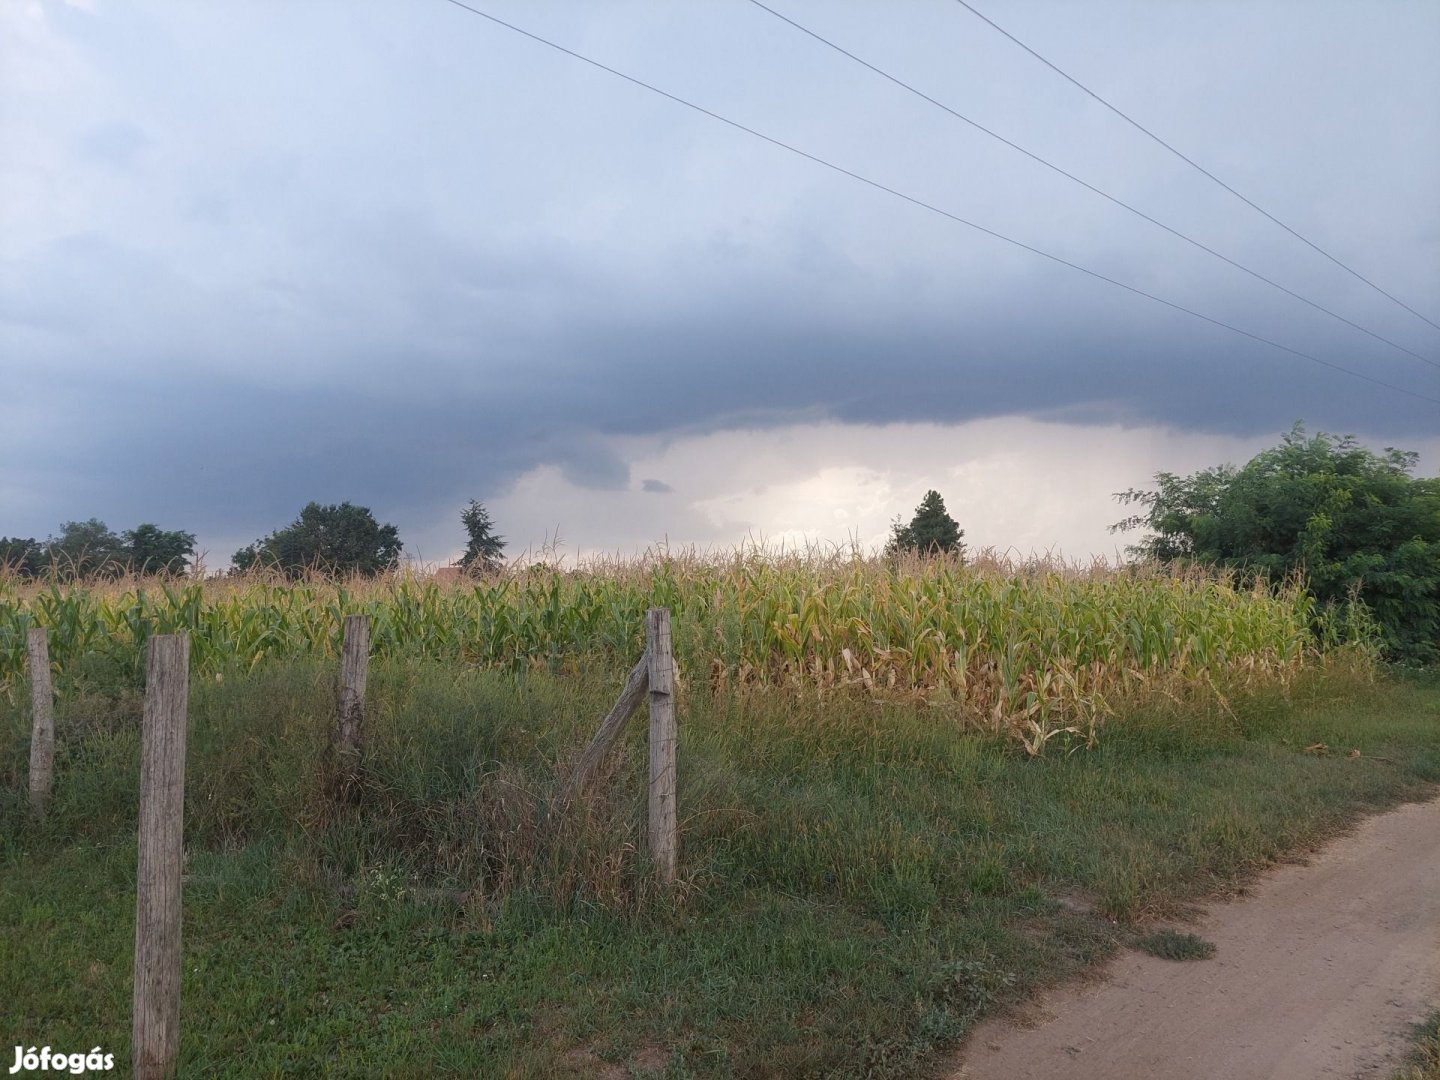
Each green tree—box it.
[458,500,506,574]
[45,519,126,578]
[888,490,965,557]
[1113,424,1440,663]
[233,502,403,578]
[122,523,197,574]
[0,537,43,577]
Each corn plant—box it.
[0,548,1345,746]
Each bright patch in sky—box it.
[465,418,1440,567]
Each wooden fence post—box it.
[336,615,370,784]
[646,608,678,884]
[133,634,190,1080]
[557,651,651,811]
[26,627,55,817]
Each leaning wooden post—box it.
[336,615,370,788]
[557,651,650,811]
[134,634,190,1080]
[26,627,55,817]
[646,608,678,884]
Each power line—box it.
[436,0,1440,408]
[950,0,1440,337]
[747,0,1440,373]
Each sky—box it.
[3,0,1438,568]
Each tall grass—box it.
[3,656,1433,1078]
[0,547,1362,747]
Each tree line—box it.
[0,521,197,579]
[229,498,506,578]
[3,425,1435,662]
[1,500,506,581]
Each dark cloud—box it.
[2,0,1437,560]
[5,235,1437,557]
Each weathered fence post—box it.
[26,627,55,817]
[133,634,190,1080]
[336,614,370,786]
[646,608,678,884]
[558,609,679,882]
[557,651,650,811]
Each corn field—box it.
[0,551,1342,746]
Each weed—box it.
[1135,929,1217,961]
[1392,1013,1440,1080]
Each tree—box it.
[0,537,43,577]
[2,521,197,578]
[458,500,506,574]
[233,502,403,578]
[1113,424,1440,664]
[888,490,965,557]
[122,524,197,574]
[46,519,126,578]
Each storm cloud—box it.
[3,0,1437,563]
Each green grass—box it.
[1394,1014,1440,1080]
[2,661,1437,1078]
[1134,929,1216,962]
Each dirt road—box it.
[952,796,1440,1080]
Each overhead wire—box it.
[950,0,1440,336]
[436,0,1440,408]
[747,0,1440,373]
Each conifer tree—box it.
[888,490,965,557]
[459,500,506,574]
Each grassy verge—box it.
[1394,1014,1440,1080]
[2,661,1437,1078]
